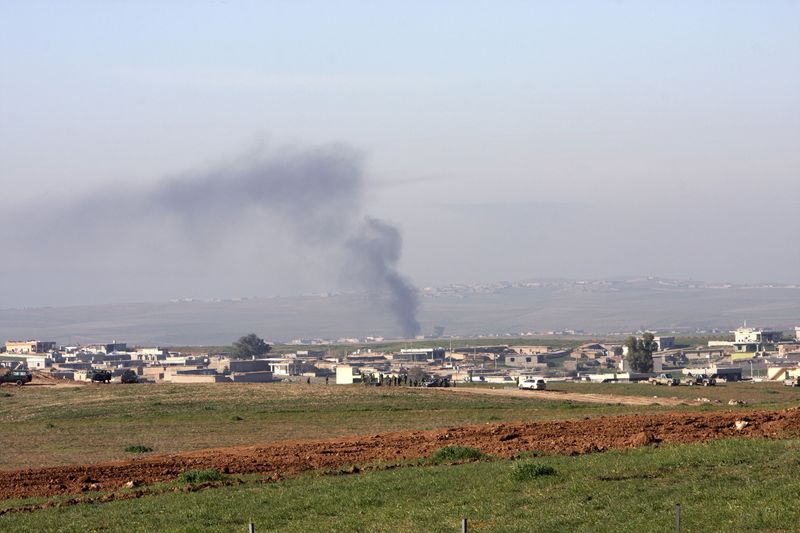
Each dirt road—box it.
[444,385,693,406]
[2,408,799,502]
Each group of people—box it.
[361,373,453,387]
[363,373,410,386]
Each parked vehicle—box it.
[648,373,680,386]
[683,374,716,386]
[86,368,112,383]
[422,377,450,387]
[784,376,800,387]
[0,369,32,386]
[120,369,139,384]
[518,378,546,390]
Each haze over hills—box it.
[2,277,800,346]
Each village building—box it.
[5,340,56,354]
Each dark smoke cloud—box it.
[346,217,421,337]
[5,143,422,337]
[147,144,365,244]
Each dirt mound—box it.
[3,408,800,501]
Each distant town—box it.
[4,324,800,387]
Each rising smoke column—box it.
[346,217,421,338]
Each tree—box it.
[232,333,271,359]
[407,366,427,383]
[625,332,657,373]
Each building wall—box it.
[135,348,167,358]
[229,359,270,372]
[24,356,50,369]
[230,371,274,382]
[167,374,227,384]
[511,346,550,355]
[505,354,545,367]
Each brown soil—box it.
[3,408,799,501]
[443,386,692,406]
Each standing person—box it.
[325,376,329,385]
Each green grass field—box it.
[0,383,645,469]
[2,437,798,532]
[2,381,798,470]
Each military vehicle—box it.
[120,369,139,384]
[421,377,450,387]
[86,368,112,383]
[0,369,32,386]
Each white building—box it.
[732,326,783,357]
[336,365,361,385]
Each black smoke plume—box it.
[8,143,422,337]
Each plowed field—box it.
[4,408,799,501]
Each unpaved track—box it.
[444,385,692,406]
[3,408,800,501]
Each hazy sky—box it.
[1,1,798,309]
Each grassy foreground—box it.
[3,437,800,532]
[0,383,641,469]
[2,381,798,470]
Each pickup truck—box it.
[683,374,716,386]
[648,373,679,386]
[0,369,33,386]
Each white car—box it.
[518,378,546,390]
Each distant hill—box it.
[2,278,800,345]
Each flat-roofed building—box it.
[654,336,675,351]
[5,340,56,354]
[336,365,361,385]
[505,353,546,368]
[84,342,127,354]
[510,346,551,356]
[732,327,783,359]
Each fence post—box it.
[248,523,255,533]
[675,504,681,533]
[461,518,468,533]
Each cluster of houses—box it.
[1,340,317,384]
[3,325,800,385]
